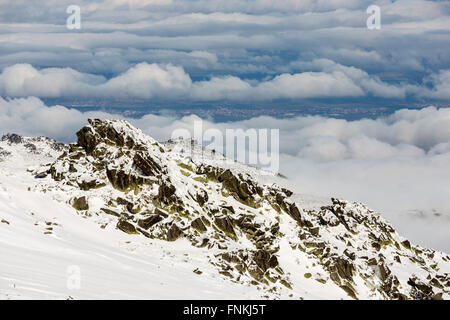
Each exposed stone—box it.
[78,179,104,191]
[138,215,163,230]
[154,207,169,218]
[282,188,293,197]
[253,250,278,271]
[2,133,22,144]
[310,226,320,237]
[76,126,98,155]
[133,152,161,176]
[167,223,184,241]
[196,190,209,206]
[117,220,137,234]
[401,240,411,250]
[215,216,236,237]
[331,257,354,282]
[218,169,252,203]
[72,196,89,211]
[35,172,48,179]
[100,207,120,217]
[248,266,265,282]
[431,292,443,300]
[191,217,207,232]
[340,285,357,300]
[107,168,148,191]
[158,181,177,205]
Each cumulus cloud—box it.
[1,61,446,101]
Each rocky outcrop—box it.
[37,119,450,300]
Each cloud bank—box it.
[1,96,450,251]
[1,61,449,101]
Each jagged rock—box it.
[107,168,144,191]
[100,207,120,217]
[215,216,236,237]
[248,265,265,282]
[24,143,37,152]
[340,285,357,300]
[117,220,137,234]
[288,204,303,224]
[221,252,241,264]
[330,257,354,282]
[191,218,207,232]
[72,196,89,211]
[310,226,320,236]
[2,133,22,144]
[167,224,184,241]
[378,263,391,282]
[154,207,169,218]
[196,190,209,206]
[220,205,235,214]
[218,169,251,202]
[133,152,161,176]
[138,215,163,230]
[431,292,443,300]
[158,181,177,205]
[282,188,293,197]
[253,250,278,271]
[35,172,48,178]
[402,240,411,250]
[78,179,104,191]
[408,275,435,299]
[28,119,450,299]
[0,147,11,159]
[76,126,98,155]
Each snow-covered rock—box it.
[0,120,449,300]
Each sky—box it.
[1,0,450,251]
[0,0,449,104]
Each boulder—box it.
[167,224,184,241]
[117,220,137,234]
[138,215,163,230]
[72,196,89,211]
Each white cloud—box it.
[2,61,445,101]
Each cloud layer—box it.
[1,61,449,101]
[0,0,449,104]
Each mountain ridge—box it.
[0,119,449,300]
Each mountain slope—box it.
[0,120,449,300]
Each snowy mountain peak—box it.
[1,119,449,300]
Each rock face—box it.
[36,119,450,300]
